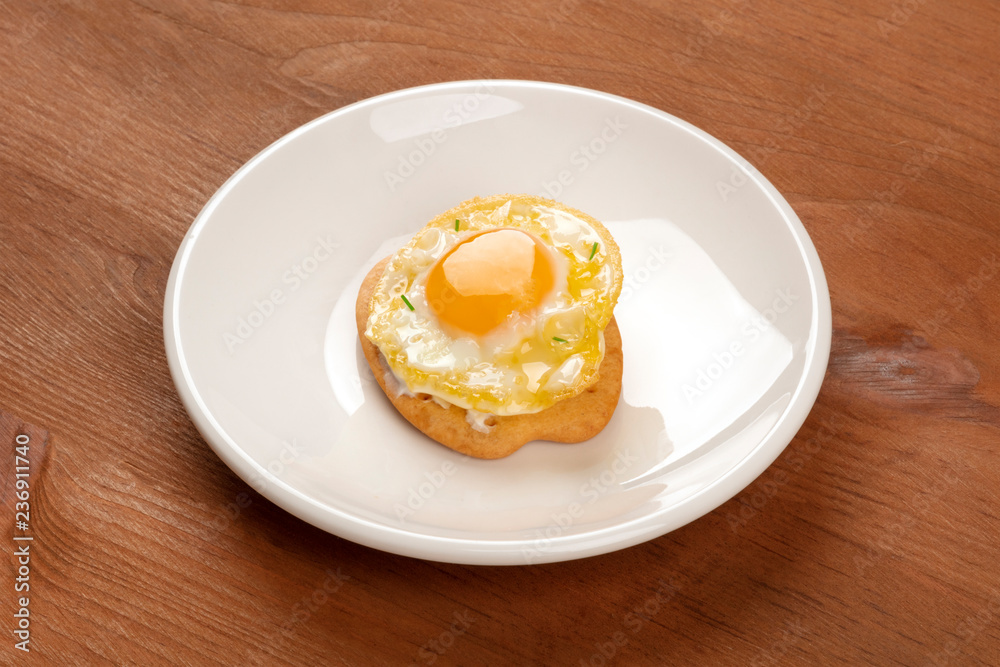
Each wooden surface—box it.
[2,0,998,665]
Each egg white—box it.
[365,196,622,416]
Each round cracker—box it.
[356,257,623,459]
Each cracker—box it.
[356,257,623,459]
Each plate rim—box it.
[163,79,832,565]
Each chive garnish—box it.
[589,241,598,260]
[455,218,460,231]
[552,336,567,343]
[400,294,415,311]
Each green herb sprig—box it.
[589,242,599,260]
[400,294,415,311]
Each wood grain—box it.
[1,0,998,664]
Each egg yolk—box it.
[426,229,556,336]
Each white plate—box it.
[164,80,831,565]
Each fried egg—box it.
[365,194,623,416]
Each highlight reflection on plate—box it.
[164,80,831,565]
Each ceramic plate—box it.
[164,80,831,565]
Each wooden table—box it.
[3,1,998,664]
